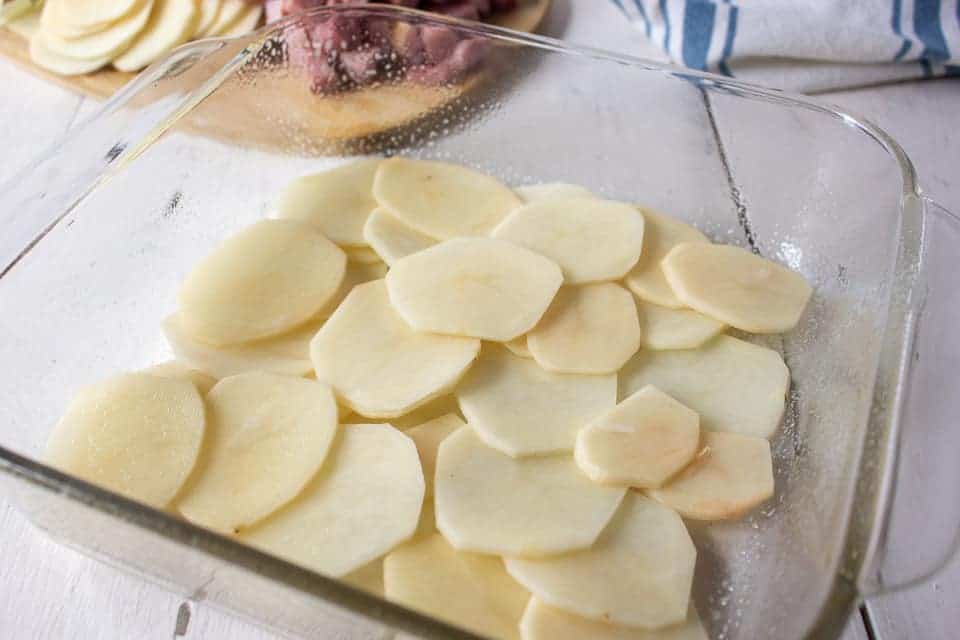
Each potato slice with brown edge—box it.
[635,298,725,350]
[435,427,625,556]
[45,373,204,509]
[457,345,616,457]
[620,335,788,440]
[521,599,707,640]
[143,360,217,394]
[176,372,338,533]
[178,219,346,346]
[311,280,479,419]
[41,0,154,60]
[575,386,700,489]
[492,197,645,284]
[113,0,197,72]
[662,242,813,333]
[240,423,424,577]
[516,182,594,203]
[374,157,521,239]
[384,533,529,640]
[363,208,437,266]
[647,431,774,520]
[528,283,641,375]
[405,414,464,495]
[277,160,381,247]
[624,210,710,308]
[506,494,696,630]
[386,238,562,341]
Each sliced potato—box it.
[345,245,382,264]
[311,280,479,418]
[363,208,437,266]
[29,32,112,75]
[636,298,725,350]
[162,314,317,379]
[405,414,464,495]
[384,394,462,431]
[575,385,700,489]
[178,219,346,346]
[435,427,625,556]
[200,0,244,37]
[386,237,562,341]
[521,599,707,640]
[317,258,389,320]
[624,210,709,308]
[492,197,645,284]
[384,533,529,640]
[343,558,384,597]
[43,0,141,34]
[45,373,204,509]
[192,0,220,36]
[528,283,641,375]
[216,1,261,37]
[113,0,197,72]
[457,346,616,457]
[620,335,788,439]
[176,372,339,533]
[142,360,217,394]
[41,0,154,60]
[662,242,813,333]
[648,431,774,520]
[6,10,40,38]
[373,157,521,239]
[506,494,696,630]
[277,160,381,248]
[516,182,594,203]
[505,335,532,359]
[240,423,424,577]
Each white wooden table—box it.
[0,2,957,638]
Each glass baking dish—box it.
[1,6,959,639]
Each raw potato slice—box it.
[344,559,384,597]
[29,34,112,75]
[43,0,141,33]
[384,533,529,640]
[162,315,317,379]
[636,298,725,350]
[648,431,774,520]
[516,182,594,203]
[492,197,645,284]
[345,246,381,264]
[662,243,813,333]
[200,0,244,37]
[176,372,338,533]
[240,424,424,577]
[405,414,464,495]
[528,283,641,375]
[318,259,388,320]
[505,335,532,359]
[457,346,617,456]
[363,208,437,266]
[373,157,521,239]
[6,11,40,38]
[216,2,261,37]
[192,0,220,36]
[521,599,707,640]
[435,427,626,556]
[506,494,696,630]
[178,219,346,346]
[620,335,789,439]
[41,0,154,60]
[385,394,462,431]
[143,360,217,394]
[386,238,563,341]
[624,210,710,308]
[113,0,197,72]
[277,160,381,248]
[575,386,700,489]
[311,280,479,418]
[45,373,204,509]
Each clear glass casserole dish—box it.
[1,6,959,639]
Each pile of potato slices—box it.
[45,156,812,640]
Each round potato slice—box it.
[200,0,244,37]
[240,424,424,577]
[277,160,381,248]
[528,283,641,375]
[217,3,262,37]
[457,346,617,457]
[506,494,696,630]
[435,427,626,556]
[386,237,563,341]
[521,599,707,640]
[176,372,339,533]
[575,385,700,489]
[624,210,709,308]
[113,0,197,72]
[162,314,317,379]
[45,373,204,509]
[317,258,388,320]
[192,0,220,36]
[373,157,521,239]
[385,533,528,640]
[492,197,645,284]
[29,33,112,75]
[178,219,346,346]
[142,360,217,394]
[43,0,141,33]
[311,280,480,418]
[41,0,154,60]
[363,208,437,266]
[383,394,462,431]
[636,298,726,350]
[648,431,774,520]
[405,414,464,495]
[516,182,594,203]
[662,243,813,333]
[504,335,532,359]
[620,335,789,439]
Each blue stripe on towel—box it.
[682,1,717,70]
[635,0,652,38]
[659,0,672,53]
[892,0,913,60]
[915,0,950,60]
[718,3,739,76]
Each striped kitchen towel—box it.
[611,0,960,92]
